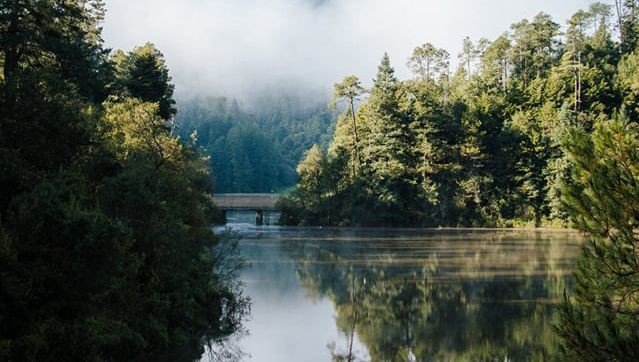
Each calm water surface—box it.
[222,224,582,361]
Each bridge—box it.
[212,193,282,225]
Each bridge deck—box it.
[212,193,281,211]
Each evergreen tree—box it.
[616,49,639,120]
[615,0,639,52]
[479,35,511,92]
[177,95,336,193]
[280,4,639,232]
[406,43,449,81]
[361,54,418,224]
[113,43,177,122]
[509,13,561,87]
[557,115,639,360]
[0,2,248,360]
[329,76,366,175]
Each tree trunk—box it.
[350,98,362,173]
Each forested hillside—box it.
[281,2,639,228]
[177,94,336,193]
[0,1,246,360]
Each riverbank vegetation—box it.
[278,2,639,358]
[280,1,639,229]
[556,115,639,359]
[0,1,247,360]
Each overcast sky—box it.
[102,0,597,101]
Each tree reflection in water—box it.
[277,229,581,361]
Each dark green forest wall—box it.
[0,1,247,360]
[281,3,639,228]
[177,95,337,193]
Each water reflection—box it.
[236,227,581,361]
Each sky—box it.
[102,0,596,101]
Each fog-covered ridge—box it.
[102,0,591,102]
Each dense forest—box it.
[3,0,639,360]
[0,1,247,360]
[177,94,336,193]
[280,1,639,358]
[280,2,639,229]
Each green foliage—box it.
[329,76,365,172]
[282,4,639,230]
[112,43,177,121]
[509,13,561,87]
[330,75,365,110]
[407,43,449,80]
[279,145,334,225]
[177,95,337,193]
[617,49,639,119]
[557,116,639,360]
[0,1,246,360]
[359,54,419,224]
[615,0,639,53]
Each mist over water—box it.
[224,227,583,361]
[102,0,592,103]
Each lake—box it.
[214,224,582,361]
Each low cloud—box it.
[102,0,593,102]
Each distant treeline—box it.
[280,2,639,228]
[177,95,336,193]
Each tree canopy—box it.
[281,4,639,230]
[0,1,247,360]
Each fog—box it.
[102,0,594,102]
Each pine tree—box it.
[113,43,177,122]
[407,43,449,81]
[557,115,639,360]
[362,54,419,224]
[329,76,366,176]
